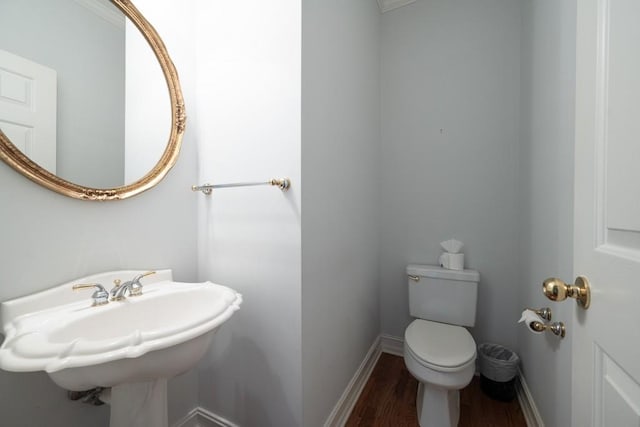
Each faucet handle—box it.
[137,271,156,280]
[129,271,156,297]
[73,283,109,306]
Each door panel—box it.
[604,0,640,244]
[595,346,640,426]
[0,49,57,173]
[574,0,640,426]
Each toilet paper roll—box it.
[518,309,544,334]
[439,253,464,270]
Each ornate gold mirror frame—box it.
[0,0,186,201]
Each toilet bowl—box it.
[404,319,476,427]
[403,265,479,427]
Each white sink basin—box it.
[0,270,242,391]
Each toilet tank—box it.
[407,264,479,327]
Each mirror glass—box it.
[0,0,172,190]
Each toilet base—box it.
[416,382,460,427]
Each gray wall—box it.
[0,0,125,188]
[379,0,522,350]
[0,0,199,425]
[301,1,381,426]
[193,1,303,426]
[518,1,576,426]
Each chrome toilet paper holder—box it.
[525,306,552,321]
[522,307,565,339]
[529,320,566,338]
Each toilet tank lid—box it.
[406,264,479,282]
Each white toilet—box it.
[403,264,479,427]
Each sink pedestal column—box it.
[109,378,168,427]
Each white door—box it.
[573,0,640,426]
[0,49,57,173]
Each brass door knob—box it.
[542,276,591,309]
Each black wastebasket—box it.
[477,343,519,402]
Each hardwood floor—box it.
[345,353,527,427]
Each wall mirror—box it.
[0,0,185,200]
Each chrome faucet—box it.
[72,283,110,306]
[111,271,156,301]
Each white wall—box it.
[301,1,380,426]
[518,2,576,426]
[0,0,199,425]
[379,0,522,350]
[193,1,302,426]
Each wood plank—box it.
[345,353,526,427]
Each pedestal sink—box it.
[0,270,242,427]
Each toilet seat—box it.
[405,319,476,372]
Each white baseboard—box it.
[516,368,545,427]
[172,407,239,427]
[173,337,385,427]
[323,336,382,427]
[380,334,404,356]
